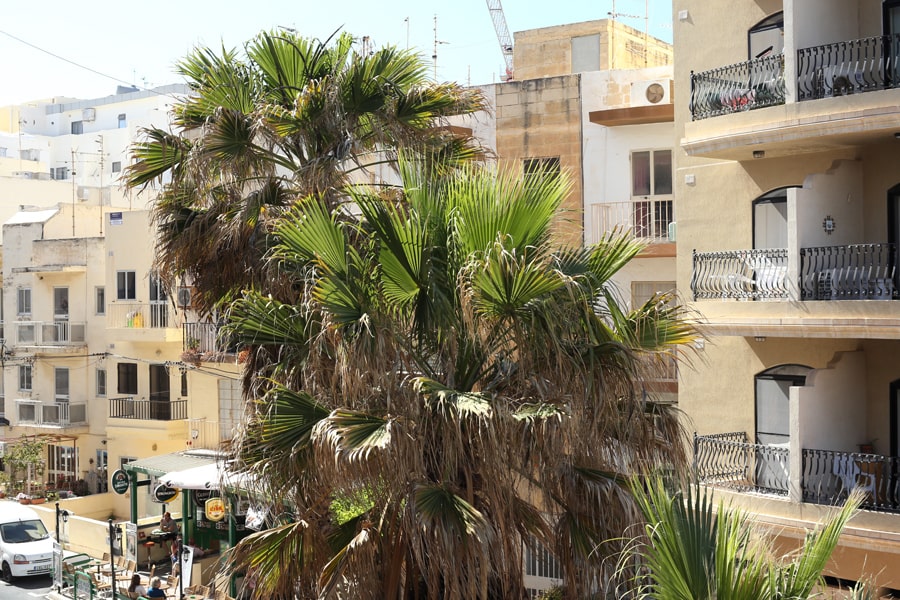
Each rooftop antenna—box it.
[432,14,448,80]
[608,0,649,67]
[404,17,410,49]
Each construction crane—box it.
[485,0,514,81]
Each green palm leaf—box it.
[414,483,486,539]
[317,410,395,461]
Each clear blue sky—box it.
[0,0,672,106]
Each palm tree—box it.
[623,477,867,600]
[126,30,487,312]
[223,157,698,598]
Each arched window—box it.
[748,11,784,59]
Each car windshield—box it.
[0,519,50,543]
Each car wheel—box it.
[1,562,12,583]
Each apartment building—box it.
[0,86,244,521]
[0,85,187,232]
[674,0,900,591]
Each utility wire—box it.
[0,29,182,100]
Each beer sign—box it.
[205,497,226,522]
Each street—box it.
[0,574,52,599]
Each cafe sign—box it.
[205,497,226,522]
[152,484,180,504]
[111,469,130,495]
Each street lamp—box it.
[55,502,70,542]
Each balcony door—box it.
[888,184,900,293]
[885,1,900,86]
[149,274,168,328]
[891,380,900,458]
[53,287,69,342]
[755,364,811,492]
[752,190,787,249]
[748,11,784,59]
[149,364,171,420]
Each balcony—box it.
[690,53,786,121]
[692,244,897,302]
[684,35,900,160]
[107,302,182,343]
[183,322,239,355]
[591,199,674,245]
[803,448,900,514]
[15,400,87,427]
[696,434,900,515]
[11,321,86,347]
[108,396,187,421]
[694,432,789,497]
[691,248,789,301]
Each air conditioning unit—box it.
[77,186,90,201]
[631,79,673,107]
[176,286,195,308]
[82,108,96,122]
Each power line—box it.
[0,29,181,100]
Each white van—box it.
[0,503,53,580]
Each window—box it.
[17,288,31,315]
[219,379,243,442]
[71,121,83,135]
[117,363,138,395]
[97,368,107,397]
[120,456,136,470]
[181,371,188,397]
[0,147,6,158]
[631,149,673,239]
[48,445,77,485]
[18,365,32,391]
[117,270,136,300]
[111,161,121,173]
[523,156,561,181]
[52,166,69,180]
[631,149,672,197]
[55,368,70,400]
[96,287,106,314]
[117,113,126,128]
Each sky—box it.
[0,0,673,107]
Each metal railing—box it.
[106,301,173,329]
[15,401,87,426]
[694,432,789,496]
[691,248,788,301]
[690,53,786,120]
[799,243,897,300]
[797,34,900,100]
[592,199,674,241]
[108,396,187,421]
[802,448,900,513]
[12,321,86,346]
[183,322,239,354]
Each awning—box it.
[161,461,253,491]
[123,449,223,478]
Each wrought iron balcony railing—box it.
[109,396,187,421]
[12,321,85,346]
[800,243,897,300]
[694,432,789,496]
[107,301,174,329]
[797,34,900,100]
[691,248,788,301]
[690,53,786,120]
[592,199,674,242]
[802,448,900,513]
